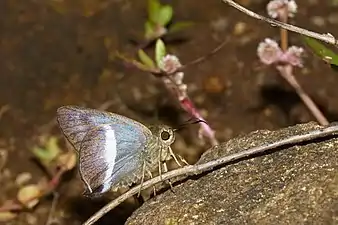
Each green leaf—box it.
[116,52,160,74]
[155,39,166,67]
[157,5,173,26]
[148,0,161,23]
[46,137,61,158]
[32,147,52,162]
[31,136,60,164]
[168,21,194,33]
[145,21,156,39]
[138,49,155,68]
[303,36,338,66]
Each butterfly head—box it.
[157,125,175,145]
[146,125,175,162]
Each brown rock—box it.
[127,123,338,225]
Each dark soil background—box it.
[1,0,338,224]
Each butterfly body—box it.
[56,106,175,198]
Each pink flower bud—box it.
[257,38,283,65]
[282,46,304,67]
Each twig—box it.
[179,38,230,71]
[277,65,328,125]
[83,123,338,225]
[163,81,219,146]
[221,0,338,46]
[45,192,59,225]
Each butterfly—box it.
[56,105,182,198]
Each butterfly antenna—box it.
[173,118,207,132]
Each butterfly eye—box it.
[160,130,171,141]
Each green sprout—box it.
[145,0,193,40]
[32,136,61,166]
[139,39,167,69]
[117,39,167,73]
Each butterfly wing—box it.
[79,124,147,196]
[56,106,152,196]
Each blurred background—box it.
[1,0,338,224]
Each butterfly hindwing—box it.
[79,124,146,195]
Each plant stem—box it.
[277,65,329,125]
[276,8,328,125]
[163,79,219,146]
[280,12,288,51]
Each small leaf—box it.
[116,52,160,74]
[32,147,52,162]
[169,21,194,33]
[17,184,41,209]
[148,0,160,23]
[303,37,338,66]
[138,50,155,68]
[32,136,61,164]
[46,136,61,158]
[0,211,17,222]
[157,5,173,26]
[155,39,166,67]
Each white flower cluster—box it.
[257,38,304,67]
[267,0,298,19]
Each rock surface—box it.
[126,122,338,225]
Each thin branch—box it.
[45,192,59,225]
[83,123,338,225]
[179,37,230,71]
[277,65,329,125]
[221,0,338,46]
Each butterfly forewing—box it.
[56,105,153,196]
[56,106,152,151]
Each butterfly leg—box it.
[137,162,147,198]
[158,147,163,181]
[177,154,190,166]
[147,170,157,196]
[168,146,182,167]
[162,162,175,192]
